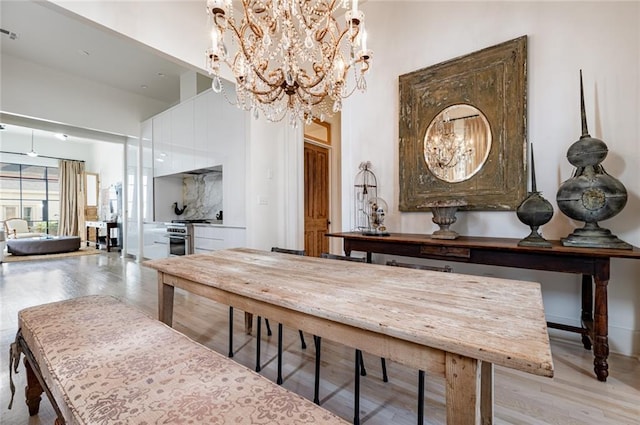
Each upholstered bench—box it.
[7,236,80,256]
[9,295,348,425]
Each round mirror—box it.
[423,104,492,183]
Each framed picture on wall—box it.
[399,36,527,211]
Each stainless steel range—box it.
[164,220,209,256]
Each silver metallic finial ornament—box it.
[555,71,631,249]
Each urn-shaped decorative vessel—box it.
[423,199,466,240]
[516,145,554,247]
[555,71,631,249]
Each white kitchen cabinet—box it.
[150,89,248,226]
[193,225,246,253]
[194,91,221,170]
[223,227,247,248]
[142,222,169,260]
[152,112,172,177]
[170,100,195,173]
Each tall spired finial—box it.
[530,143,537,193]
[556,70,631,250]
[580,69,590,138]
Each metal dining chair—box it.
[318,252,388,425]
[227,247,308,378]
[266,247,308,384]
[320,252,388,379]
[386,259,453,425]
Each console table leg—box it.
[580,274,593,350]
[593,261,610,382]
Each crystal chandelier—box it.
[426,112,474,170]
[205,0,372,125]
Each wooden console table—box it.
[85,221,118,252]
[327,232,640,382]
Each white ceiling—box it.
[0,0,191,104]
[0,0,195,146]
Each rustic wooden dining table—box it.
[145,248,554,425]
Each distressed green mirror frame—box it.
[399,36,527,211]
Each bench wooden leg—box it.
[23,358,43,416]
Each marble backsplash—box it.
[181,172,222,220]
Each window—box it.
[0,162,60,235]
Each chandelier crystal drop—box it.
[205,0,372,123]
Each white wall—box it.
[49,1,640,357]
[245,118,304,251]
[341,1,640,357]
[85,142,124,190]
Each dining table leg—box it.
[445,352,481,425]
[157,273,174,327]
[480,361,494,424]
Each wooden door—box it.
[304,142,329,257]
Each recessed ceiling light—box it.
[77,49,90,56]
[157,72,166,78]
[141,84,148,89]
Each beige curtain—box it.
[464,116,490,175]
[58,160,86,237]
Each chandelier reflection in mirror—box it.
[205,0,372,125]
[424,104,492,183]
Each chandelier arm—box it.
[242,82,284,99]
[297,0,339,31]
[229,20,285,90]
[293,89,326,106]
[295,27,354,91]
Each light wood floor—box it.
[1,253,638,424]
